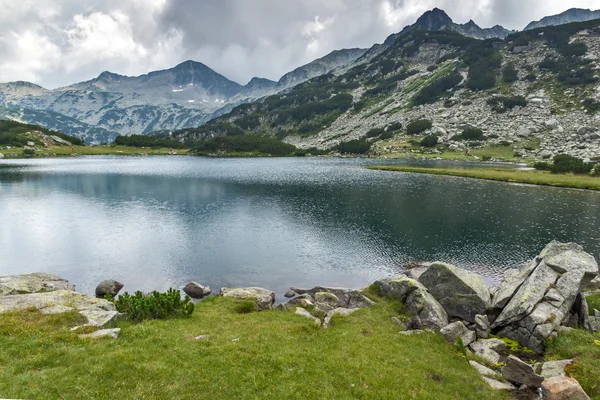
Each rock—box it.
[469,360,500,378]
[0,290,115,314]
[492,261,537,309]
[501,355,544,387]
[419,262,491,323]
[95,280,124,299]
[282,293,314,309]
[50,135,72,146]
[375,276,448,329]
[405,263,430,280]
[284,290,296,298]
[314,292,340,312]
[540,150,554,159]
[475,314,491,339]
[195,335,210,341]
[290,287,307,295]
[392,316,408,330]
[323,308,359,329]
[295,308,321,325]
[182,282,211,299]
[546,119,560,129]
[469,339,506,365]
[79,309,119,328]
[585,276,600,291]
[0,153,4,159]
[0,273,75,296]
[79,328,120,340]
[541,376,590,400]
[541,360,573,378]
[483,377,516,391]
[305,287,375,309]
[398,330,433,335]
[493,242,599,353]
[40,305,75,315]
[517,128,532,138]
[27,141,35,146]
[440,321,476,346]
[220,287,275,311]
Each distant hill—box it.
[525,8,600,30]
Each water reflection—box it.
[0,157,599,297]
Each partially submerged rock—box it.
[95,280,124,299]
[492,242,599,353]
[419,262,491,323]
[541,376,590,400]
[375,276,448,330]
[220,287,275,311]
[183,282,211,299]
[0,273,75,296]
[501,355,544,388]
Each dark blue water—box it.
[1,156,599,299]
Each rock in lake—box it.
[375,275,448,329]
[220,287,275,311]
[541,376,590,400]
[0,273,75,296]
[440,321,476,346]
[492,241,599,353]
[95,280,124,299]
[501,355,544,388]
[419,262,491,323]
[284,290,296,298]
[183,282,211,299]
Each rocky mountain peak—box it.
[414,8,454,31]
[524,8,600,30]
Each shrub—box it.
[413,70,462,105]
[108,289,194,323]
[234,300,257,314]
[582,98,600,114]
[22,148,35,156]
[502,63,519,83]
[534,161,552,171]
[590,164,600,177]
[551,154,594,174]
[502,96,527,109]
[406,119,432,135]
[459,127,485,141]
[427,65,438,72]
[420,135,438,147]
[365,128,385,138]
[387,122,403,132]
[525,73,537,82]
[338,139,371,154]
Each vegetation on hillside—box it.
[0,120,84,146]
[194,135,296,156]
[114,134,187,149]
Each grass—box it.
[545,329,600,399]
[587,293,600,315]
[0,297,510,400]
[369,166,600,191]
[0,145,188,157]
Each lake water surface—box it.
[1,156,599,298]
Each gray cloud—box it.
[0,0,597,88]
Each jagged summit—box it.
[525,8,600,30]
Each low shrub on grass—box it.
[366,128,385,138]
[420,135,439,148]
[108,289,194,322]
[22,148,35,156]
[407,119,432,135]
[502,63,519,83]
[551,155,594,175]
[234,299,257,314]
[339,139,371,154]
[590,164,600,177]
[534,161,552,171]
[457,127,485,141]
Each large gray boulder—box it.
[96,280,124,299]
[220,287,275,311]
[492,242,598,353]
[501,355,544,387]
[182,282,211,299]
[541,376,590,400]
[375,276,448,329]
[0,273,75,296]
[440,321,476,346]
[418,262,491,323]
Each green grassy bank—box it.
[369,166,600,191]
[0,296,508,400]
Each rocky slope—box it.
[177,18,600,162]
[0,50,366,144]
[525,8,600,30]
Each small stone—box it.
[501,355,545,388]
[40,305,75,315]
[398,330,433,335]
[295,307,321,325]
[183,282,211,299]
[79,328,120,340]
[482,377,516,391]
[79,310,119,328]
[541,376,590,400]
[475,314,491,339]
[469,339,506,365]
[440,321,476,346]
[392,316,408,330]
[541,360,573,378]
[284,290,296,298]
[290,287,307,295]
[323,308,358,329]
[95,280,124,299]
[195,335,210,341]
[469,360,500,378]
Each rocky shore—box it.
[1,241,598,399]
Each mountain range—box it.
[1,7,600,145]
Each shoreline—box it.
[369,165,600,191]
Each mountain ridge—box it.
[525,8,600,30]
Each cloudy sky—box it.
[0,0,598,88]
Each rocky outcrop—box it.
[375,275,448,329]
[475,314,491,338]
[95,280,124,299]
[419,262,491,323]
[491,241,599,353]
[183,282,211,299]
[305,287,375,309]
[440,321,476,346]
[220,287,275,311]
[469,338,506,365]
[541,376,591,400]
[0,273,75,296]
[501,355,544,387]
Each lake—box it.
[1,156,599,299]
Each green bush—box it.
[365,128,385,138]
[0,120,84,146]
[234,300,258,314]
[525,73,537,82]
[427,65,438,72]
[380,131,394,140]
[534,161,552,171]
[406,119,432,135]
[502,96,527,109]
[413,70,462,106]
[338,139,371,154]
[551,155,594,174]
[582,98,600,113]
[108,289,194,323]
[458,127,485,141]
[387,122,403,132]
[420,135,438,147]
[590,164,600,177]
[502,63,519,83]
[22,148,35,156]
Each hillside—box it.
[172,19,600,162]
[525,8,600,30]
